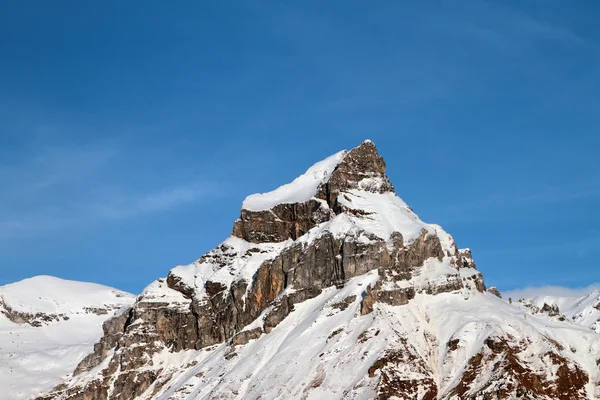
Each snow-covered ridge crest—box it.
[242,149,347,211]
[0,276,135,400]
[0,275,134,325]
[511,288,600,333]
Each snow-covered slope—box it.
[33,141,600,400]
[139,284,600,400]
[59,276,600,400]
[0,276,135,400]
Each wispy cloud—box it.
[482,236,600,258]
[504,283,600,300]
[438,179,600,224]
[0,143,117,196]
[426,1,597,54]
[0,142,226,241]
[88,183,224,220]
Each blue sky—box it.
[1,1,598,294]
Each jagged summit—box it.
[232,141,401,244]
[35,142,600,400]
[242,140,393,212]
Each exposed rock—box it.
[0,295,125,328]
[541,302,561,317]
[447,338,460,351]
[327,327,344,340]
[0,297,64,326]
[360,276,417,316]
[232,199,331,244]
[320,140,394,210]
[330,295,357,311]
[487,286,502,298]
[449,337,589,400]
[369,344,438,400]
[74,308,133,375]
[360,284,377,315]
[231,327,263,346]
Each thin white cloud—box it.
[439,181,600,224]
[0,143,118,198]
[482,236,600,257]
[0,182,223,241]
[88,183,224,220]
[0,142,227,241]
[503,284,600,300]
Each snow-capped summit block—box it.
[241,140,393,213]
[233,141,397,244]
[242,150,347,212]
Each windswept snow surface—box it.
[242,150,347,211]
[337,190,439,243]
[0,276,135,400]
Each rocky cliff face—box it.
[38,141,600,400]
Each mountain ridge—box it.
[0,276,135,400]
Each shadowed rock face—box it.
[38,141,595,400]
[232,199,331,244]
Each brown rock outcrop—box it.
[487,286,502,298]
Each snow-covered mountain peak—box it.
[241,140,393,214]
[35,142,600,400]
[232,140,436,247]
